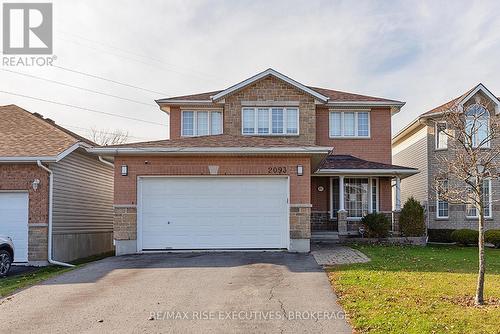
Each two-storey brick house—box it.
[92,69,416,254]
[393,84,500,236]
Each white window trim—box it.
[333,176,377,220]
[465,178,492,219]
[466,104,491,149]
[181,110,223,137]
[329,111,371,139]
[435,122,448,151]
[241,107,300,136]
[436,191,449,219]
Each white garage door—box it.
[0,192,29,262]
[138,177,289,250]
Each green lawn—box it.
[0,252,114,298]
[327,245,500,334]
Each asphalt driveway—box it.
[0,252,351,333]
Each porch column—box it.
[395,176,401,211]
[337,175,348,235]
[338,175,345,211]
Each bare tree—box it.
[431,96,499,306]
[90,128,130,146]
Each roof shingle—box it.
[157,86,403,104]
[0,105,94,158]
[318,155,416,170]
[103,134,326,149]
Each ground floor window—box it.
[436,179,449,218]
[330,177,378,219]
[466,179,492,218]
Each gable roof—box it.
[156,68,405,108]
[0,104,94,161]
[211,68,329,102]
[393,83,500,143]
[89,134,332,155]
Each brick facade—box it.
[114,74,400,247]
[0,164,49,261]
[113,155,312,245]
[316,106,393,164]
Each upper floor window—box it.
[435,122,448,150]
[182,110,222,137]
[329,111,370,138]
[242,107,299,135]
[465,104,490,148]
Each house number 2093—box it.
[268,166,287,174]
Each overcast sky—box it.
[2,0,500,142]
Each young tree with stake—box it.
[432,97,499,306]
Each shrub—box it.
[428,229,455,243]
[361,213,391,238]
[451,229,479,246]
[485,229,500,248]
[399,197,425,236]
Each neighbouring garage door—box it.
[0,192,29,262]
[138,177,289,250]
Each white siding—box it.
[392,126,428,205]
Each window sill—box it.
[181,134,222,137]
[465,216,493,220]
[241,133,300,137]
[434,148,448,151]
[329,136,371,140]
[435,217,449,220]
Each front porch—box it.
[311,155,418,237]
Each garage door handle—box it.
[168,221,172,224]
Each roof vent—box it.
[33,112,44,119]
[45,118,55,123]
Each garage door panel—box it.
[0,192,29,262]
[140,177,288,250]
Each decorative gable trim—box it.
[459,83,500,114]
[210,68,330,103]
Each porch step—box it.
[311,231,340,242]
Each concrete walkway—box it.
[311,243,370,266]
[0,252,351,334]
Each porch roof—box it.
[314,155,418,177]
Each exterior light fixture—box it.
[297,165,304,176]
[32,179,40,191]
[317,186,324,192]
[121,165,128,176]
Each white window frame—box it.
[343,176,377,220]
[241,107,300,136]
[181,110,223,137]
[466,104,490,148]
[466,178,492,219]
[370,177,379,213]
[435,122,448,150]
[436,179,449,219]
[329,111,371,138]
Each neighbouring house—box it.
[91,68,417,254]
[0,105,114,265]
[392,83,500,233]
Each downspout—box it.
[98,156,114,168]
[37,160,75,267]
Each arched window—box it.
[465,104,490,148]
